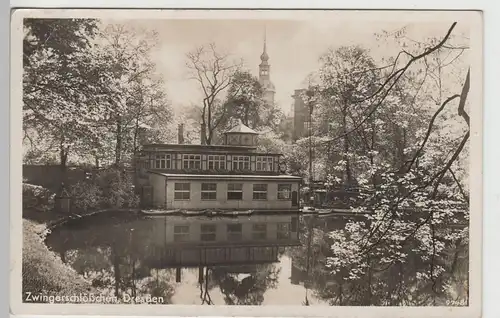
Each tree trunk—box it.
[115,117,122,165]
[370,119,377,187]
[244,107,250,126]
[341,107,352,187]
[59,137,69,195]
[366,254,372,305]
[206,100,212,145]
[339,280,343,305]
[133,119,139,158]
[113,250,121,297]
[201,122,207,145]
[131,259,137,298]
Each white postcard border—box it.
[9,8,484,318]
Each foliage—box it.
[274,23,470,306]
[221,71,284,133]
[23,20,173,168]
[90,24,173,166]
[22,220,92,299]
[97,168,139,208]
[23,183,56,212]
[210,264,281,305]
[67,182,102,212]
[45,217,177,304]
[68,167,139,212]
[23,18,107,169]
[299,23,470,306]
[22,19,471,306]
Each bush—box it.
[67,182,101,213]
[68,167,139,213]
[96,168,139,209]
[23,183,55,212]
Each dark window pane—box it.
[202,183,217,191]
[228,232,242,241]
[253,184,267,191]
[201,224,216,232]
[175,183,190,190]
[174,225,189,233]
[252,232,267,240]
[253,192,267,200]
[228,183,243,191]
[278,184,292,200]
[253,223,266,231]
[227,224,242,232]
[201,192,216,200]
[227,192,243,200]
[174,192,190,200]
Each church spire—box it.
[258,25,275,105]
[260,26,269,63]
[263,26,267,53]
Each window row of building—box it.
[147,154,276,171]
[173,182,293,201]
[172,222,292,242]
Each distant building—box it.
[135,120,301,212]
[292,89,309,140]
[278,115,294,144]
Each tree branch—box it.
[405,94,460,172]
[457,68,470,127]
[323,22,458,145]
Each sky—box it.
[115,13,471,115]
[169,255,330,306]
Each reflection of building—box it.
[143,214,300,281]
[146,214,299,267]
[135,121,301,211]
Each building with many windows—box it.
[135,120,302,212]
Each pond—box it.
[45,211,469,306]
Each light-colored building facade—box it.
[148,174,300,210]
[135,121,302,212]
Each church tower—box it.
[258,30,276,106]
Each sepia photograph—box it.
[10,8,482,317]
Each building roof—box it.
[225,119,258,134]
[149,172,302,181]
[142,144,257,151]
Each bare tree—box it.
[186,43,242,145]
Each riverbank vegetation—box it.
[22,220,93,299]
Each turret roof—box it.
[225,119,258,134]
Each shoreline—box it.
[22,219,94,301]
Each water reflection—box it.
[47,212,324,305]
[45,212,468,306]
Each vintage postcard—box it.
[10,8,482,318]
